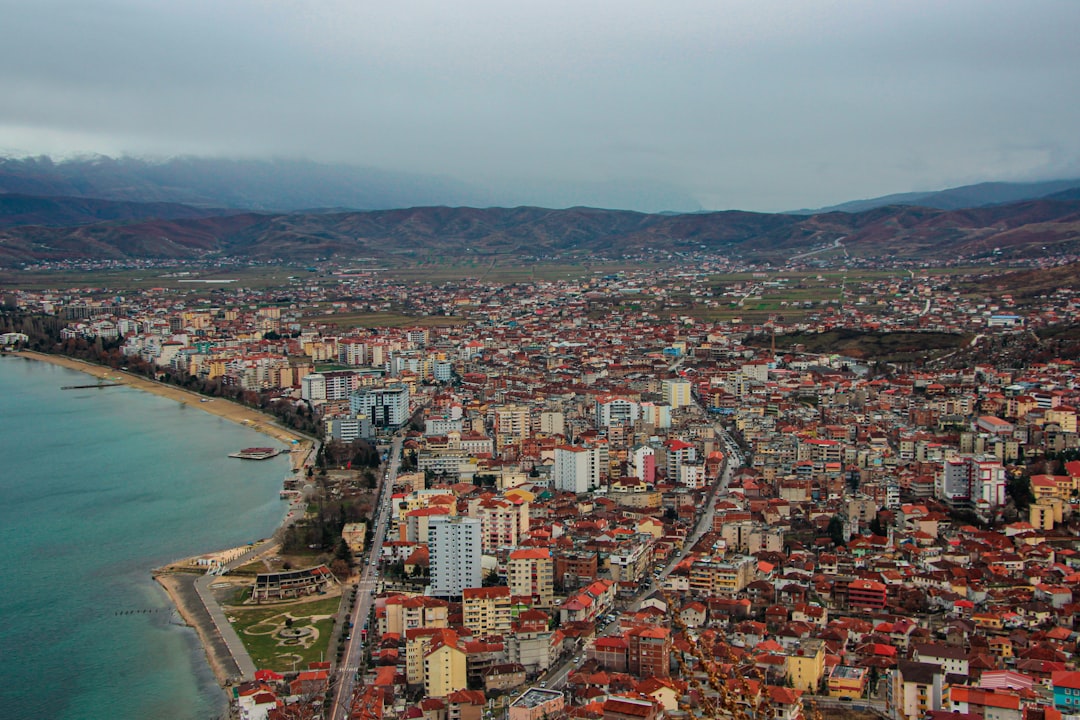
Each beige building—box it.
[341,522,368,555]
[462,586,512,637]
[508,548,555,608]
[508,689,565,720]
[493,405,530,453]
[425,640,468,698]
[381,594,450,636]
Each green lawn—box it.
[228,595,342,672]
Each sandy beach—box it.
[11,350,315,472]
[10,349,317,687]
[156,571,242,684]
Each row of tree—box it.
[1,311,328,436]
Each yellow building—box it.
[341,522,367,555]
[406,628,460,686]
[689,555,756,596]
[424,640,468,698]
[1030,500,1060,530]
[827,665,867,699]
[786,639,826,693]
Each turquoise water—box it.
[0,356,293,720]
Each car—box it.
[540,681,547,688]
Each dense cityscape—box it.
[3,255,1080,720]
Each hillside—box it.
[1,197,1079,267]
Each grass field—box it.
[228,595,342,673]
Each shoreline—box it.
[7,349,317,689]
[9,350,315,472]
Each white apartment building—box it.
[428,516,482,598]
[552,445,601,494]
[350,383,410,428]
[596,396,640,427]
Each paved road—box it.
[329,434,403,720]
[557,417,744,686]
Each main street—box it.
[329,433,403,720]
[548,410,745,689]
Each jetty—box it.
[61,382,123,390]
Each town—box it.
[3,255,1080,720]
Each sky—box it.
[1,0,1079,212]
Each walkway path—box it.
[194,540,279,683]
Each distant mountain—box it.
[0,193,228,229]
[795,178,1080,214]
[0,155,703,214]
[2,196,1079,267]
[0,155,484,212]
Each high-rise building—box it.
[631,445,656,484]
[467,496,530,554]
[936,454,1006,509]
[596,396,639,427]
[493,404,530,453]
[462,586,512,636]
[553,445,601,494]
[349,383,411,428]
[428,516,482,598]
[661,378,693,409]
[508,547,555,608]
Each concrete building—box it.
[508,689,565,720]
[462,586,512,637]
[350,383,411,429]
[429,516,482,599]
[508,547,555,609]
[553,445,601,494]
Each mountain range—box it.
[796,178,1080,214]
[0,156,703,214]
[2,196,1079,267]
[1,156,1079,267]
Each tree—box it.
[827,515,846,547]
[330,559,350,580]
[1007,474,1034,512]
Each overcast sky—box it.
[1,0,1078,211]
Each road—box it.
[627,421,739,613]
[788,236,845,263]
[549,414,744,689]
[329,433,403,720]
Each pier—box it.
[61,383,124,390]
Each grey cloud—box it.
[1,0,1078,211]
